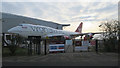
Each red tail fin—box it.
[75,22,83,33]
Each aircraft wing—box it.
[43,32,103,39]
[70,32,103,37]
[79,32,104,36]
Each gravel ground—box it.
[2,52,118,66]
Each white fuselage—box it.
[8,24,79,38]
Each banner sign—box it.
[75,46,88,51]
[49,44,64,52]
[82,41,90,46]
[65,40,73,45]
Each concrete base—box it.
[64,45,74,53]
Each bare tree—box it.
[8,35,24,56]
[99,20,119,52]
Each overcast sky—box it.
[1,1,118,33]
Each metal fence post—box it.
[45,39,47,55]
[38,38,41,55]
[95,40,98,54]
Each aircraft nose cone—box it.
[8,28,14,33]
[8,26,21,34]
[8,27,18,33]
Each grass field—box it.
[3,46,28,57]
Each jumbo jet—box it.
[8,22,99,39]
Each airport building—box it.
[2,13,70,33]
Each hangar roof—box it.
[2,12,70,26]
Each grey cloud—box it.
[2,2,118,24]
[69,5,83,13]
[94,3,117,13]
[2,2,26,14]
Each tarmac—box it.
[2,52,118,66]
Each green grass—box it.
[2,47,11,57]
[3,46,28,57]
